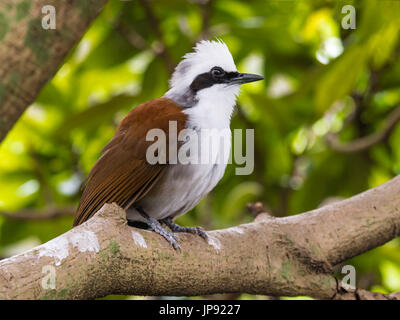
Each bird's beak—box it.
[229,73,264,85]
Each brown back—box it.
[73,98,187,226]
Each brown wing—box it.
[73,98,187,226]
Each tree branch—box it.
[138,0,175,75]
[333,282,400,300]
[0,0,108,143]
[1,176,400,299]
[0,207,74,221]
[200,0,213,39]
[326,105,400,153]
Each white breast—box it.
[130,129,230,221]
[127,85,237,222]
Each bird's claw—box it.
[191,226,208,240]
[163,233,181,251]
[161,217,208,241]
[152,223,181,251]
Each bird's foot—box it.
[135,208,181,251]
[161,217,208,240]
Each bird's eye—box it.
[211,67,225,78]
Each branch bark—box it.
[1,176,400,300]
[0,0,108,143]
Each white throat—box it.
[181,84,239,130]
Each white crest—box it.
[169,40,237,89]
[165,40,238,105]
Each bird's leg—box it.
[161,217,208,240]
[135,207,181,251]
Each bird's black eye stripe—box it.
[189,66,240,93]
[211,67,239,82]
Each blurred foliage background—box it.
[1,0,400,299]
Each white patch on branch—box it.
[37,237,69,266]
[207,235,222,251]
[37,230,100,266]
[229,227,244,234]
[69,230,100,253]
[132,230,147,248]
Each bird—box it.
[73,40,264,250]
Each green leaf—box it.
[315,45,367,113]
